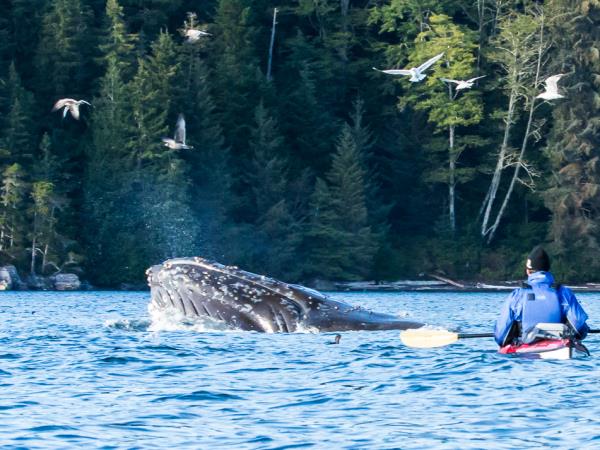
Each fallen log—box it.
[427,273,465,288]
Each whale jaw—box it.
[147,257,424,333]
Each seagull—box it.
[536,74,565,100]
[440,75,486,91]
[162,114,193,150]
[185,29,211,43]
[52,98,91,120]
[373,52,445,82]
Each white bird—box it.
[185,29,211,43]
[373,52,445,82]
[162,114,193,150]
[440,75,486,91]
[536,74,565,100]
[52,98,91,120]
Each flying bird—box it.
[52,98,91,120]
[440,75,486,91]
[536,74,565,100]
[373,52,445,83]
[162,114,193,150]
[185,29,211,43]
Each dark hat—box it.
[526,246,550,271]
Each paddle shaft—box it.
[457,333,493,339]
[457,329,600,339]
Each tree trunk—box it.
[476,0,485,71]
[266,8,278,82]
[449,124,456,233]
[30,234,36,276]
[485,97,535,243]
[485,14,545,244]
[481,84,517,237]
[0,215,5,251]
[42,242,49,274]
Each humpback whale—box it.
[147,257,424,332]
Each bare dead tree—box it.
[480,10,541,239]
[267,8,278,82]
[484,9,547,243]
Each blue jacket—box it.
[494,271,589,346]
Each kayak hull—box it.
[499,338,590,360]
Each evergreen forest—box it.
[0,0,599,286]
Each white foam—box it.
[147,301,231,332]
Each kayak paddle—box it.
[400,329,493,348]
[400,328,600,348]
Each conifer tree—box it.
[211,0,261,152]
[31,134,75,276]
[130,31,198,268]
[29,181,54,276]
[99,0,138,80]
[3,63,35,163]
[399,14,484,233]
[175,23,233,261]
[0,163,27,259]
[84,13,136,285]
[248,102,286,217]
[35,133,61,185]
[9,0,45,76]
[544,0,600,280]
[131,31,177,167]
[0,3,11,70]
[244,102,301,277]
[280,62,338,172]
[306,123,377,280]
[35,0,93,98]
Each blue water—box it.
[1,290,599,449]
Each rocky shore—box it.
[2,263,599,292]
[0,265,84,291]
[315,278,600,292]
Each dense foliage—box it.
[0,0,598,285]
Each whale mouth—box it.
[147,257,424,333]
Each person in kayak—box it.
[494,246,589,346]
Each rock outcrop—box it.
[0,265,25,290]
[52,273,81,291]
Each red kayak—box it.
[499,338,590,360]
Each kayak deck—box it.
[499,338,590,360]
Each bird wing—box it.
[52,98,75,111]
[467,75,486,83]
[440,78,460,84]
[174,114,186,144]
[545,74,564,92]
[79,100,91,106]
[373,67,412,76]
[70,104,80,120]
[417,52,444,72]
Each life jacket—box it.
[520,282,563,336]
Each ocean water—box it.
[0,290,599,449]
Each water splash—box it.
[104,318,151,332]
[146,301,231,332]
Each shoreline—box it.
[3,284,600,293]
[323,280,600,293]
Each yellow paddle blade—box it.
[400,329,460,348]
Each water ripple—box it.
[152,390,244,402]
[0,290,599,449]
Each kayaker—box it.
[494,246,589,346]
